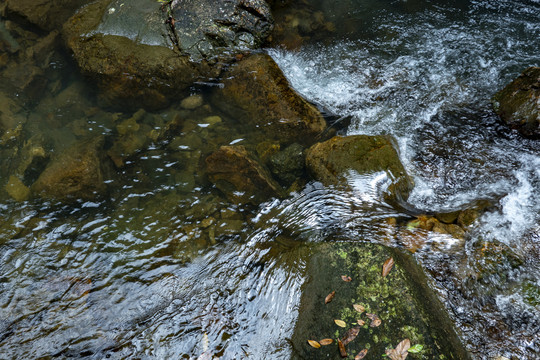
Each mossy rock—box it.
[4,0,90,31]
[305,135,413,202]
[210,53,327,146]
[493,67,540,138]
[291,242,470,359]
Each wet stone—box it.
[180,95,204,110]
[5,175,30,202]
[493,66,540,138]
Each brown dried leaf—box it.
[341,326,360,346]
[386,339,411,360]
[355,349,368,360]
[353,304,365,313]
[307,339,321,348]
[382,257,395,277]
[395,338,411,356]
[325,290,336,304]
[338,339,348,358]
[341,275,352,282]
[319,338,333,346]
[357,319,365,326]
[366,313,381,327]
[334,319,347,327]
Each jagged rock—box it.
[493,67,540,138]
[32,136,113,201]
[206,145,283,204]
[62,0,273,110]
[211,53,327,145]
[4,0,90,31]
[305,135,412,201]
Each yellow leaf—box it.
[334,319,347,327]
[319,338,333,345]
[353,304,365,313]
[307,339,321,348]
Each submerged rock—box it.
[32,136,113,201]
[211,53,327,145]
[62,0,273,110]
[292,242,470,359]
[268,143,305,186]
[206,145,283,205]
[493,67,540,138]
[305,135,412,201]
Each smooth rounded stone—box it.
[202,115,222,126]
[180,95,204,110]
[292,241,470,359]
[32,136,114,201]
[306,135,413,201]
[5,175,30,201]
[4,0,90,31]
[211,53,327,145]
[493,67,540,138]
[205,145,283,205]
[62,0,273,110]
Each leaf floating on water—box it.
[355,349,368,360]
[341,275,352,282]
[307,340,321,348]
[325,290,336,304]
[382,257,395,277]
[407,344,423,353]
[357,319,365,326]
[319,338,333,346]
[341,326,361,346]
[366,313,381,327]
[338,339,348,358]
[353,304,365,313]
[334,319,347,327]
[386,339,411,360]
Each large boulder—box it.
[292,242,470,359]
[211,53,327,145]
[206,145,283,205]
[493,67,540,138]
[305,135,413,201]
[62,0,273,110]
[32,136,113,201]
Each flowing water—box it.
[0,0,539,359]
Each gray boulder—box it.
[62,0,273,110]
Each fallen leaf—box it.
[395,339,411,354]
[341,275,352,282]
[325,290,336,304]
[355,349,368,360]
[366,313,381,327]
[334,319,347,327]
[382,257,395,277]
[307,339,321,348]
[407,344,423,353]
[319,338,333,346]
[357,319,365,326]
[353,304,365,313]
[386,339,411,360]
[338,339,347,358]
[341,326,361,346]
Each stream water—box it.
[0,0,539,359]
